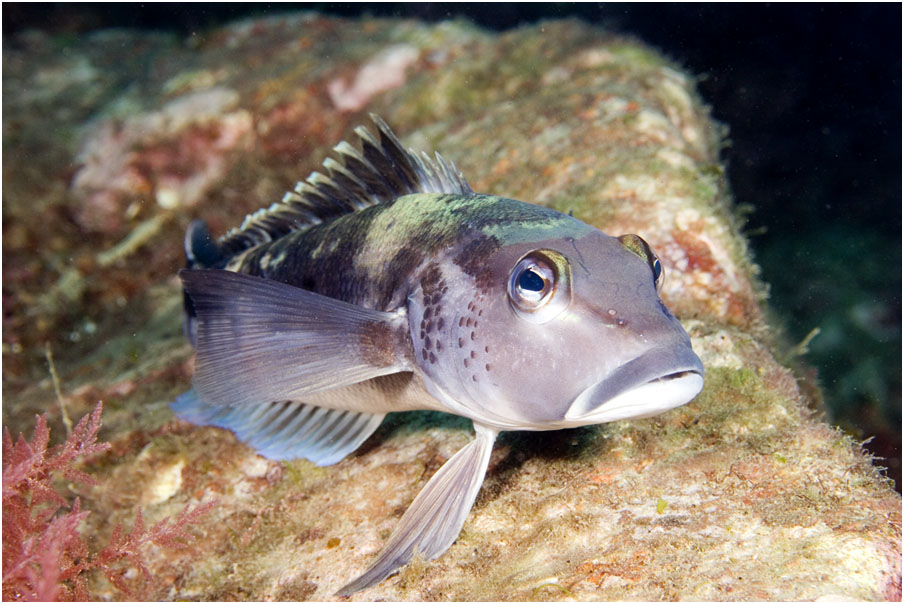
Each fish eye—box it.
[516,265,551,300]
[518,267,546,292]
[508,250,572,323]
[618,234,665,292]
[651,257,664,292]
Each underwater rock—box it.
[2,14,900,601]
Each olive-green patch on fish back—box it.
[298,193,583,310]
[216,114,473,260]
[450,196,593,282]
[229,193,487,310]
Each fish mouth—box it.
[563,347,704,426]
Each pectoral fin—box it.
[337,423,498,595]
[180,269,411,409]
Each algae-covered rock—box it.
[2,14,900,601]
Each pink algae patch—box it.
[327,44,420,112]
[70,87,252,232]
[672,228,756,326]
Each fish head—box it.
[410,217,704,431]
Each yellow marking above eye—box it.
[507,249,572,323]
[617,234,665,291]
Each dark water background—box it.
[4,3,901,488]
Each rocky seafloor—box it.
[3,14,900,601]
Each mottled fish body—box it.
[174,116,704,594]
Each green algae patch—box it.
[282,459,330,491]
[607,41,669,70]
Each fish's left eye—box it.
[618,234,665,292]
[508,250,572,324]
[651,256,664,291]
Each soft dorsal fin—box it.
[217,115,474,258]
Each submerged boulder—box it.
[2,14,899,601]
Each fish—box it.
[172,115,705,594]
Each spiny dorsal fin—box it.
[217,115,473,257]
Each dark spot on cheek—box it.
[429,352,437,364]
[470,331,476,340]
[472,375,478,382]
[484,346,490,353]
[458,338,464,348]
[437,317,444,330]
[436,340,443,352]
[485,363,491,372]
[464,358,469,368]
[424,307,432,320]
[424,336,432,350]
[422,349,428,361]
[470,350,476,359]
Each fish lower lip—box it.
[565,370,704,425]
[564,349,705,425]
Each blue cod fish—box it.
[173,115,704,594]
